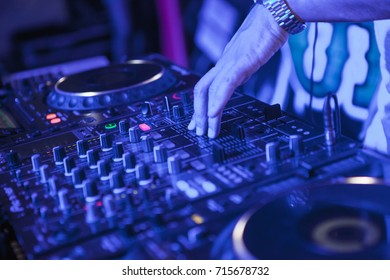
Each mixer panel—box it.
[0,54,387,260]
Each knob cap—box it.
[97,159,111,180]
[168,154,182,175]
[141,101,153,117]
[85,202,99,224]
[172,105,183,119]
[153,144,167,163]
[48,176,59,196]
[83,179,99,202]
[31,154,41,172]
[53,146,66,165]
[39,164,50,183]
[123,152,136,173]
[103,195,116,218]
[289,134,303,157]
[71,167,86,188]
[109,171,126,193]
[119,120,130,135]
[58,189,70,212]
[63,156,76,176]
[265,141,280,163]
[135,162,152,183]
[141,135,154,153]
[112,142,124,162]
[87,149,100,168]
[100,133,112,152]
[129,127,141,143]
[76,140,89,158]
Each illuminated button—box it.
[176,180,190,191]
[139,123,151,131]
[50,118,61,124]
[185,188,199,199]
[46,113,57,120]
[105,123,117,130]
[191,214,204,225]
[201,181,217,193]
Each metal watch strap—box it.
[253,0,307,34]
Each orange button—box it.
[50,118,62,124]
[46,113,57,120]
[139,123,151,131]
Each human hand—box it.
[188,4,289,138]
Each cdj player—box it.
[0,54,390,260]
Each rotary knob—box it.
[289,134,303,157]
[112,142,124,162]
[129,127,141,143]
[119,120,130,135]
[172,105,183,119]
[141,101,153,117]
[39,164,50,184]
[83,179,99,202]
[123,152,136,173]
[31,154,41,172]
[135,162,152,185]
[87,149,100,169]
[100,133,113,152]
[153,144,168,163]
[71,167,86,188]
[265,141,280,163]
[168,154,182,175]
[141,135,154,153]
[76,140,89,158]
[102,194,116,218]
[53,146,66,165]
[109,171,126,194]
[63,156,76,176]
[58,189,70,212]
[97,159,111,180]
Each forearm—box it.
[287,0,390,22]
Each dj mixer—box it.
[1,54,389,260]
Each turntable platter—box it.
[47,60,177,110]
[233,177,390,260]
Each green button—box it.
[105,123,117,130]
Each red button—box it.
[50,118,61,124]
[139,123,151,131]
[46,113,57,120]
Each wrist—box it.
[253,0,307,34]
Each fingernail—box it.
[196,127,205,136]
[208,128,217,138]
[187,119,195,130]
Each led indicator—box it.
[191,214,204,225]
[105,123,117,130]
[139,123,151,131]
[172,93,181,100]
[46,113,57,120]
[50,118,61,124]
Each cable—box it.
[309,22,319,124]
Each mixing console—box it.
[0,54,389,259]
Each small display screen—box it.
[0,108,20,129]
[13,132,79,159]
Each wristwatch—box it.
[253,0,306,34]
